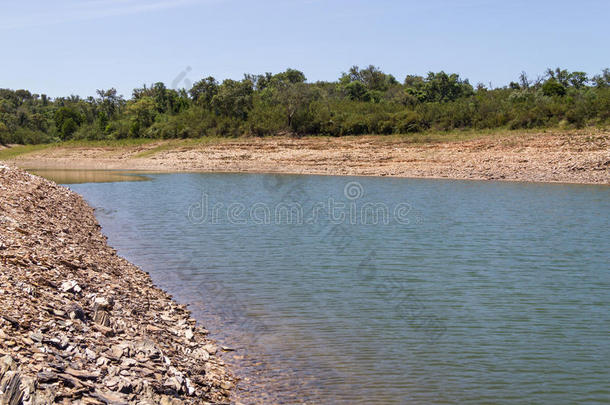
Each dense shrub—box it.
[1,67,609,144]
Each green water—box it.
[63,173,609,404]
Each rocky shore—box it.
[7,130,610,185]
[0,165,234,404]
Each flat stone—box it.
[184,329,194,341]
[60,280,81,294]
[203,343,217,355]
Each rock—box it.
[93,309,111,327]
[185,378,196,396]
[163,376,183,393]
[60,280,82,294]
[94,296,114,311]
[105,376,120,389]
[0,356,16,375]
[0,315,20,329]
[117,378,133,394]
[47,336,68,350]
[192,348,210,361]
[91,389,128,405]
[65,367,100,380]
[18,376,37,405]
[133,340,160,360]
[119,358,136,369]
[0,358,30,405]
[36,371,59,384]
[109,345,125,360]
[52,309,66,317]
[66,303,85,321]
[85,348,97,361]
[203,343,217,355]
[184,329,194,341]
[0,370,24,405]
[159,395,181,405]
[220,380,234,390]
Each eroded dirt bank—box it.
[8,130,610,184]
[0,165,234,404]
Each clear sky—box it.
[2,0,609,98]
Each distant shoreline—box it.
[4,129,609,185]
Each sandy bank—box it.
[7,130,610,185]
[0,165,234,404]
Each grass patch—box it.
[351,127,583,145]
[130,137,231,158]
[0,144,54,160]
[295,128,527,145]
[0,139,159,160]
[131,143,174,159]
[60,138,158,148]
[383,128,523,144]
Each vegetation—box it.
[1,66,609,145]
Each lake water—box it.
[61,172,609,404]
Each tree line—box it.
[1,66,609,145]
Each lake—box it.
[57,172,609,404]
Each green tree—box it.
[344,81,369,101]
[189,77,219,107]
[0,121,9,144]
[54,106,82,140]
[569,72,588,89]
[271,83,316,129]
[592,69,610,88]
[341,65,397,92]
[211,79,254,119]
[546,67,571,87]
[96,88,123,119]
[244,72,273,91]
[126,97,157,136]
[519,71,531,89]
[61,118,78,138]
[421,71,474,102]
[542,78,566,96]
[272,68,306,85]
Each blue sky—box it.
[1,0,609,98]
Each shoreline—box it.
[0,165,235,403]
[5,130,610,185]
[27,167,610,187]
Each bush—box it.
[542,79,566,97]
[12,128,53,144]
[105,119,131,139]
[246,99,286,136]
[73,123,106,140]
[2,67,610,144]
[393,110,424,133]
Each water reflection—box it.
[29,169,152,184]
